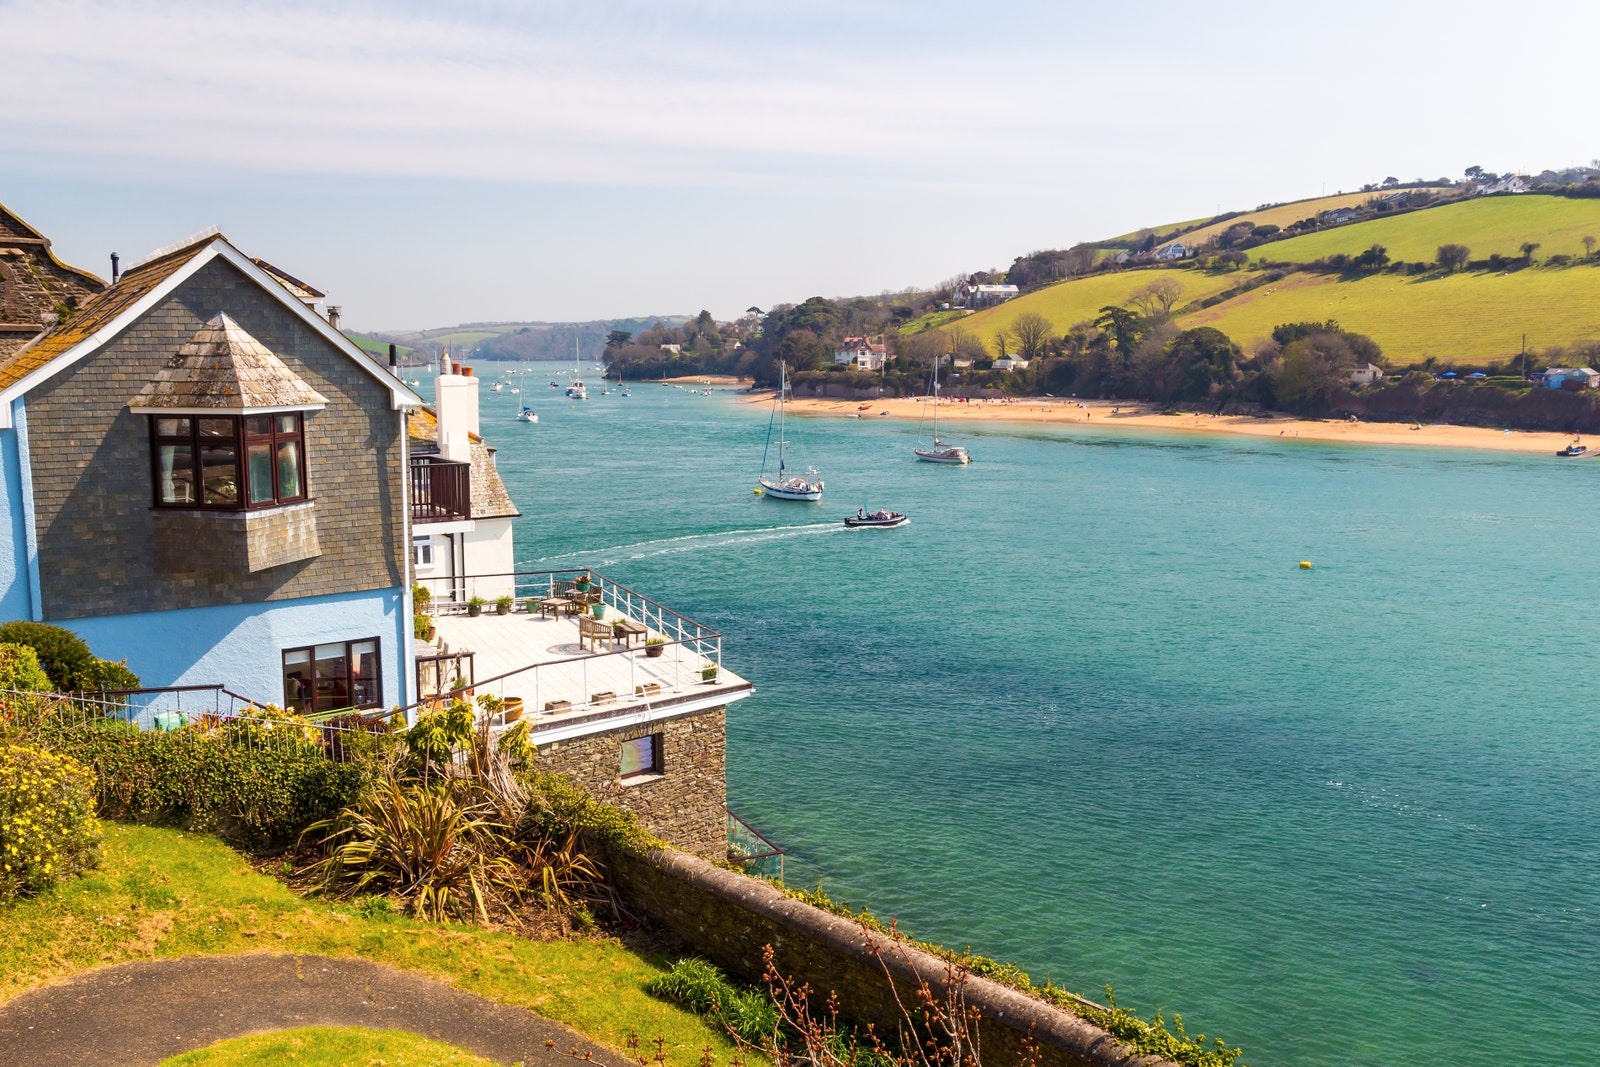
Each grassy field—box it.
[1176,192,1397,247]
[1255,195,1600,265]
[163,1027,496,1066]
[935,270,1258,350]
[0,824,739,1067]
[1177,265,1600,363]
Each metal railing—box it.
[727,807,784,880]
[410,455,472,523]
[405,569,725,722]
[0,685,388,758]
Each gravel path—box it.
[0,952,620,1066]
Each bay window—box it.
[150,413,308,509]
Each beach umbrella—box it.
[1468,372,1486,378]
[1441,371,1458,378]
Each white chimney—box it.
[435,356,478,464]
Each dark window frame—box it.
[620,733,664,781]
[281,637,382,715]
[148,412,310,510]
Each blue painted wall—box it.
[0,419,34,622]
[65,587,410,710]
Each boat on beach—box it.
[845,509,908,528]
[756,361,824,501]
[1557,436,1587,457]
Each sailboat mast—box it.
[778,361,787,472]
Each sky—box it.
[3,0,1598,331]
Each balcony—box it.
[408,569,751,738]
[410,455,471,523]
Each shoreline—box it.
[740,393,1582,455]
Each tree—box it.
[605,329,633,348]
[1437,244,1472,272]
[1094,305,1142,351]
[1169,327,1243,399]
[990,326,1012,359]
[1464,165,1485,183]
[1353,244,1390,272]
[1583,235,1596,259]
[1521,242,1541,262]
[1010,312,1054,361]
[1383,176,1399,187]
[1130,276,1184,321]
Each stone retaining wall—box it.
[605,846,1176,1067]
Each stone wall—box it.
[604,846,1173,1067]
[24,257,407,619]
[538,706,726,858]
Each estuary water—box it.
[461,362,1598,1066]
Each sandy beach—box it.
[741,393,1582,456]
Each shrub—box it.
[0,621,141,692]
[646,958,780,1045]
[0,743,101,901]
[39,717,364,845]
[0,644,52,693]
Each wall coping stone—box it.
[620,846,1178,1067]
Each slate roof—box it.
[129,312,329,412]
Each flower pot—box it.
[467,604,482,617]
[592,603,606,620]
[496,603,511,615]
[646,644,665,658]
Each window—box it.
[151,413,308,509]
[620,734,662,781]
[413,535,434,568]
[282,638,380,714]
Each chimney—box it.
[435,353,479,464]
[110,253,120,284]
[327,306,341,331]
[388,342,398,369]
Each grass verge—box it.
[0,823,741,1067]
[160,1026,498,1066]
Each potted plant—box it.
[495,595,514,616]
[592,601,607,620]
[574,572,591,592]
[702,664,719,683]
[467,595,485,617]
[645,637,666,659]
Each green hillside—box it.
[1180,266,1600,363]
[936,270,1255,341]
[1257,195,1600,265]
[1177,192,1392,247]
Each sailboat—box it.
[757,362,824,501]
[565,338,588,400]
[914,359,970,464]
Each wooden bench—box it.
[578,615,611,651]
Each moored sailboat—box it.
[757,361,824,501]
[914,360,970,464]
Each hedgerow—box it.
[0,743,101,901]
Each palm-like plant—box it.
[305,772,519,923]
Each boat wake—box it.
[534,522,838,566]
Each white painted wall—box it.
[464,517,515,600]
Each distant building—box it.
[1541,366,1600,390]
[1322,209,1359,224]
[659,343,681,354]
[993,355,1030,371]
[1154,242,1189,261]
[956,282,1020,308]
[834,336,887,371]
[1480,176,1531,195]
[1348,363,1386,386]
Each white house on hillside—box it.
[993,355,1030,371]
[834,336,887,371]
[956,282,1020,308]
[1155,243,1188,261]
[1348,363,1386,386]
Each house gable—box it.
[22,255,411,620]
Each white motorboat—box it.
[756,361,823,501]
[517,407,538,423]
[490,380,504,392]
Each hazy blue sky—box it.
[3,1,1596,329]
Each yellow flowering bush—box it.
[0,743,101,901]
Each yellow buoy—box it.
[753,488,763,495]
[1299,561,1312,569]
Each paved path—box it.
[0,953,619,1066]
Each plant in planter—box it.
[412,582,432,609]
[702,664,719,682]
[645,637,666,659]
[574,573,592,591]
[495,595,514,616]
[591,602,606,620]
[413,613,435,642]
[467,596,485,617]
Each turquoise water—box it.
[461,363,1599,1066]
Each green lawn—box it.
[162,1027,497,1066]
[1177,192,1391,248]
[0,824,739,1067]
[941,270,1258,352]
[1177,266,1600,363]
[1255,195,1600,265]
